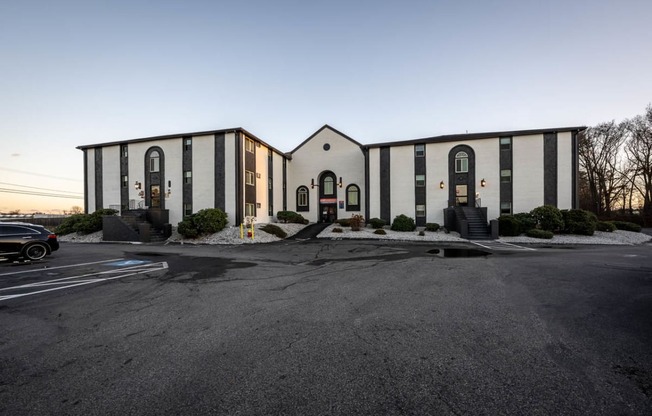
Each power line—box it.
[0,182,83,195]
[0,188,83,200]
[0,167,82,182]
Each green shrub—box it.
[418,230,425,236]
[513,212,536,232]
[336,218,352,227]
[260,224,287,239]
[177,208,228,238]
[368,218,386,229]
[55,209,118,235]
[373,229,386,235]
[349,214,365,231]
[531,205,564,232]
[596,221,617,232]
[498,215,521,236]
[425,223,440,232]
[332,227,343,233]
[561,209,596,236]
[391,214,416,231]
[526,229,554,239]
[610,221,642,232]
[276,211,307,224]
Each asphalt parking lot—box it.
[1,239,651,415]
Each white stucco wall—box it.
[255,144,271,223]
[86,149,96,213]
[557,132,573,209]
[426,143,448,224]
[368,148,381,220]
[272,153,285,219]
[470,138,500,220]
[389,146,414,220]
[288,127,365,222]
[513,134,544,213]
[224,132,237,224]
[102,145,121,210]
[192,135,216,215]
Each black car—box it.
[0,222,60,261]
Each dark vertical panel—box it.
[544,132,558,207]
[182,136,192,212]
[94,147,103,210]
[120,145,128,210]
[282,158,287,211]
[572,131,579,209]
[235,132,243,225]
[244,138,256,215]
[414,145,426,226]
[83,149,89,214]
[448,145,475,207]
[364,148,370,221]
[214,133,225,211]
[380,147,391,222]
[499,137,513,210]
[268,150,273,216]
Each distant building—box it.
[77,124,585,237]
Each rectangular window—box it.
[184,171,192,184]
[122,175,128,188]
[500,202,512,215]
[245,138,255,153]
[121,145,128,158]
[298,191,308,207]
[415,174,426,187]
[415,144,425,157]
[501,169,512,183]
[455,159,468,173]
[268,178,273,190]
[184,138,192,151]
[150,158,160,173]
[245,170,255,186]
[245,203,255,216]
[268,204,273,216]
[183,203,193,217]
[500,137,511,151]
[416,204,426,217]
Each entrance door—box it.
[455,185,468,206]
[150,185,161,208]
[448,146,475,207]
[319,171,338,223]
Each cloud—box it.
[11,153,20,157]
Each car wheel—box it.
[22,243,49,261]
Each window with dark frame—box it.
[245,203,255,217]
[346,184,360,211]
[245,170,255,186]
[184,171,192,184]
[455,151,468,173]
[245,138,255,153]
[415,174,426,187]
[500,169,512,183]
[184,138,192,151]
[296,186,309,211]
[149,150,160,172]
[500,202,512,215]
[415,144,425,157]
[416,204,426,217]
[500,137,512,151]
[183,203,193,217]
[122,175,128,188]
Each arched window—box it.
[323,176,334,196]
[149,150,160,172]
[296,186,309,212]
[455,151,468,173]
[346,184,360,211]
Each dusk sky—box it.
[1,0,651,213]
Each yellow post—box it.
[240,223,244,239]
[250,222,254,240]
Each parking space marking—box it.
[0,262,168,302]
[0,258,125,277]
[470,240,536,251]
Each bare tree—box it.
[578,121,628,216]
[625,104,652,215]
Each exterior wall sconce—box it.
[134,181,142,190]
[481,178,486,187]
[165,189,171,198]
[311,178,317,189]
[439,181,445,189]
[338,177,343,188]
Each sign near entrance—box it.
[339,200,344,209]
[320,198,337,203]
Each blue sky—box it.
[1,0,651,212]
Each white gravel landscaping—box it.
[57,223,651,246]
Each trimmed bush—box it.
[498,215,521,236]
[368,218,386,229]
[177,208,228,238]
[260,224,287,239]
[526,229,554,239]
[531,205,564,232]
[418,230,425,236]
[276,211,307,224]
[391,214,416,231]
[332,227,343,233]
[425,223,440,232]
[610,221,642,232]
[561,209,596,236]
[513,212,536,232]
[373,229,386,235]
[596,221,617,232]
[336,218,351,227]
[54,209,118,235]
[349,214,364,231]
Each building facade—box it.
[78,124,584,228]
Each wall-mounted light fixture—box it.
[480,178,486,187]
[165,189,171,198]
[338,177,343,188]
[134,181,142,190]
[439,181,445,189]
[311,178,317,189]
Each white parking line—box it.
[470,240,536,251]
[0,258,125,277]
[0,262,168,302]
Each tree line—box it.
[579,104,652,223]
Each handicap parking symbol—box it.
[106,260,151,267]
